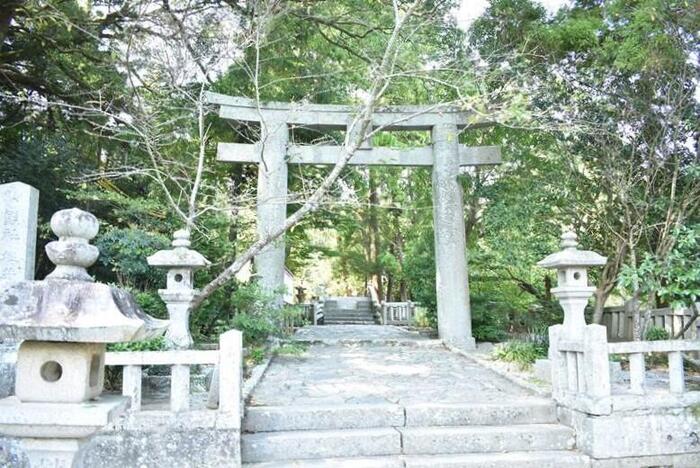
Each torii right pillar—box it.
[432,123,475,349]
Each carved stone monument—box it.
[0,208,166,467]
[0,182,39,284]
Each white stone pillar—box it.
[0,182,39,283]
[256,117,289,305]
[431,124,474,349]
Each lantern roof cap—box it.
[0,207,167,342]
[147,229,210,269]
[537,231,607,269]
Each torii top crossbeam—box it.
[207,92,491,130]
[207,92,503,349]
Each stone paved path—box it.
[249,326,535,407]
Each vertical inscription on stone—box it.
[0,182,39,282]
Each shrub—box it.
[107,336,167,352]
[95,228,169,290]
[645,326,670,341]
[492,340,547,370]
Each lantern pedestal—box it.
[0,395,129,467]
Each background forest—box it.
[1,0,698,345]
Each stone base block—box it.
[559,405,700,459]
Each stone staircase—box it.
[241,399,590,467]
[322,297,376,325]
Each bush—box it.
[95,228,169,290]
[645,326,670,341]
[492,340,547,370]
[107,336,167,352]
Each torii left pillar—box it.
[256,117,289,306]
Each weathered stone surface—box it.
[0,182,39,283]
[255,117,288,305]
[0,280,167,342]
[431,124,474,349]
[0,395,128,439]
[249,342,533,407]
[243,456,404,467]
[404,400,556,427]
[15,341,105,403]
[0,343,17,398]
[590,452,700,468]
[244,404,404,432]
[292,325,427,344]
[399,424,576,455]
[404,451,591,468]
[561,405,700,459]
[242,427,401,463]
[83,428,241,468]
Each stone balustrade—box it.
[608,339,700,396]
[381,301,416,325]
[105,329,242,418]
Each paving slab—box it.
[249,335,535,407]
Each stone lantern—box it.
[0,208,166,467]
[537,231,607,338]
[147,229,210,349]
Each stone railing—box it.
[607,339,700,396]
[550,323,700,415]
[381,301,416,326]
[603,305,698,341]
[105,329,242,418]
[549,324,612,415]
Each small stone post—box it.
[0,208,166,467]
[148,230,210,349]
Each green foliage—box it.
[492,340,547,370]
[619,225,700,310]
[645,326,670,342]
[247,347,267,366]
[213,283,291,347]
[276,343,308,357]
[132,291,168,320]
[107,336,167,352]
[95,228,170,290]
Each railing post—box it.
[668,351,685,394]
[549,324,566,401]
[170,364,190,412]
[218,329,243,422]
[629,352,646,395]
[582,324,611,399]
[122,365,142,411]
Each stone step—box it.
[244,401,556,433]
[323,314,375,320]
[400,424,576,455]
[241,427,402,463]
[404,451,590,468]
[323,321,377,325]
[404,400,557,427]
[243,456,403,467]
[244,404,404,432]
[242,451,590,468]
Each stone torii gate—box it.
[207,93,501,349]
